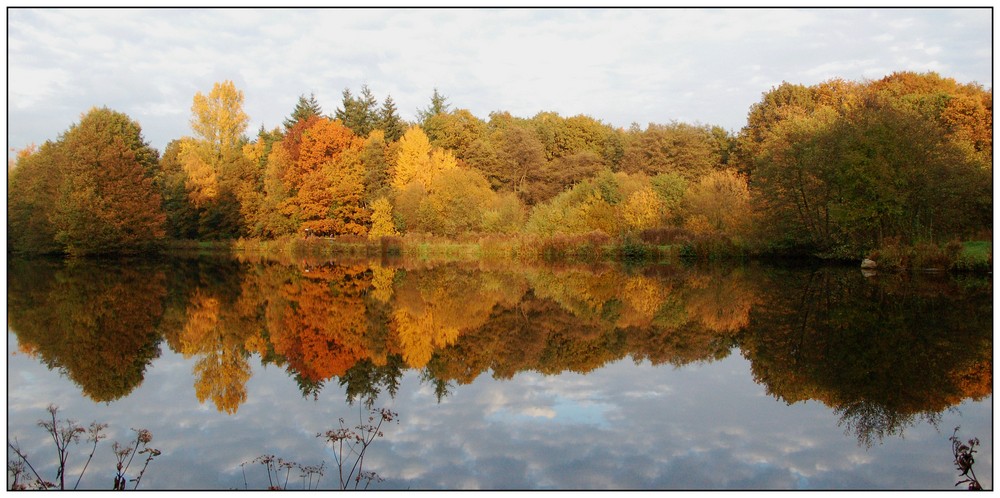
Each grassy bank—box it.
[214,234,993,273]
[228,232,752,266]
[867,238,992,272]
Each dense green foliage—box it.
[740,74,991,257]
[8,72,992,263]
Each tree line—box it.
[8,72,992,258]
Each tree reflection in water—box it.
[737,268,992,447]
[7,255,992,447]
[8,258,165,402]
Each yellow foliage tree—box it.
[179,139,218,208]
[392,126,458,191]
[621,187,665,232]
[190,80,250,155]
[418,167,494,235]
[683,169,751,237]
[368,196,398,240]
[393,126,432,190]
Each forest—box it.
[7,71,993,265]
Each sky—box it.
[6,6,994,156]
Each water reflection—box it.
[8,258,165,402]
[7,255,991,447]
[738,268,993,447]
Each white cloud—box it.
[6,7,991,154]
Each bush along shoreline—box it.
[863,237,992,273]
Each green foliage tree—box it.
[416,88,450,126]
[524,169,627,237]
[360,129,394,204]
[378,94,405,142]
[283,93,324,130]
[424,109,488,161]
[417,167,496,235]
[335,85,380,138]
[157,139,200,239]
[530,112,623,167]
[739,267,992,447]
[741,72,991,256]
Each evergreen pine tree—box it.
[379,95,405,142]
[417,88,450,125]
[337,85,380,137]
[284,93,323,130]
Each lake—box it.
[6,254,992,490]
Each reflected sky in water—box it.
[8,330,991,490]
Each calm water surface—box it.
[6,254,992,490]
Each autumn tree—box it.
[183,80,252,238]
[238,126,285,238]
[255,136,300,237]
[284,118,368,236]
[9,108,167,256]
[49,107,166,255]
[621,187,666,233]
[619,122,724,180]
[682,169,751,239]
[392,126,458,191]
[521,150,603,206]
[368,197,398,240]
[265,263,373,386]
[191,80,250,157]
[8,141,64,254]
[490,125,548,197]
